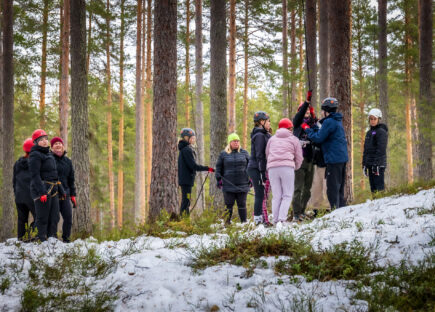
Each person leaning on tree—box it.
[215,133,251,224]
[305,98,348,211]
[51,137,77,243]
[362,108,388,193]
[178,128,214,216]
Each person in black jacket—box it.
[178,128,214,216]
[291,90,317,221]
[29,129,61,242]
[13,138,37,240]
[216,133,250,224]
[51,137,76,243]
[363,108,388,193]
[247,111,271,225]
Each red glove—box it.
[301,123,310,130]
[208,167,215,173]
[40,195,47,203]
[309,105,315,118]
[306,90,312,102]
[71,196,77,208]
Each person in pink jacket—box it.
[266,118,303,224]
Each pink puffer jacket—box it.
[265,128,303,170]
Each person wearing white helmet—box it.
[362,108,388,193]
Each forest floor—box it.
[0,188,434,311]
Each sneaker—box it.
[254,215,263,225]
[292,216,301,222]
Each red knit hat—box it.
[50,137,64,147]
[278,118,293,129]
[23,138,34,153]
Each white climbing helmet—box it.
[368,108,382,119]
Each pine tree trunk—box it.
[209,0,227,207]
[39,0,49,128]
[0,10,3,166]
[290,8,296,113]
[228,0,236,132]
[305,0,317,108]
[298,9,303,103]
[194,0,205,211]
[242,0,249,148]
[282,0,288,116]
[378,0,388,124]
[86,12,91,74]
[318,0,329,102]
[117,0,125,228]
[134,0,145,224]
[1,0,14,241]
[148,0,178,221]
[59,0,70,149]
[357,23,366,190]
[329,0,353,204]
[105,0,115,229]
[145,0,153,210]
[70,0,92,236]
[416,0,432,181]
[185,0,191,128]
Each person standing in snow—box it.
[291,90,318,221]
[247,111,272,225]
[362,108,388,193]
[178,128,214,216]
[51,137,76,243]
[305,98,348,211]
[266,118,303,224]
[29,129,63,241]
[13,138,37,240]
[215,133,250,224]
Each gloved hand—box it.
[260,171,268,183]
[374,166,380,176]
[249,179,253,188]
[208,167,215,173]
[363,166,368,177]
[306,90,312,102]
[216,179,223,189]
[40,195,47,203]
[301,123,310,130]
[71,196,77,208]
[309,105,315,118]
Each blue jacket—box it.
[305,112,348,164]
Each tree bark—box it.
[145,0,153,210]
[209,0,227,207]
[148,0,178,221]
[39,0,49,128]
[117,0,125,228]
[298,9,303,103]
[282,0,288,116]
[242,0,249,148]
[416,0,432,181]
[318,0,329,102]
[305,0,317,108]
[194,0,205,211]
[228,0,236,132]
[135,0,145,223]
[329,0,353,203]
[59,0,70,149]
[86,11,92,74]
[185,0,191,127]
[70,0,92,236]
[290,8,296,113]
[378,0,388,125]
[1,0,14,241]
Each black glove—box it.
[249,179,253,188]
[216,178,223,189]
[260,171,268,183]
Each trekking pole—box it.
[220,176,256,196]
[190,172,210,213]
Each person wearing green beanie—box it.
[215,133,251,224]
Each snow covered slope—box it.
[0,189,433,311]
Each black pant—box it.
[368,166,385,193]
[34,192,60,241]
[59,196,73,241]
[223,191,247,223]
[326,163,346,210]
[16,202,36,239]
[247,168,264,217]
[180,185,192,216]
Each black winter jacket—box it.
[292,101,318,161]
[29,145,59,199]
[178,140,209,186]
[363,123,388,168]
[215,149,250,193]
[53,152,76,196]
[247,127,271,172]
[13,157,33,204]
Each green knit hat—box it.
[227,133,240,144]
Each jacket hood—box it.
[275,128,292,138]
[178,140,190,151]
[372,123,388,132]
[30,145,50,154]
[330,112,343,121]
[250,126,268,138]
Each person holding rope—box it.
[29,129,64,242]
[178,128,214,216]
[215,133,250,224]
[247,111,271,225]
